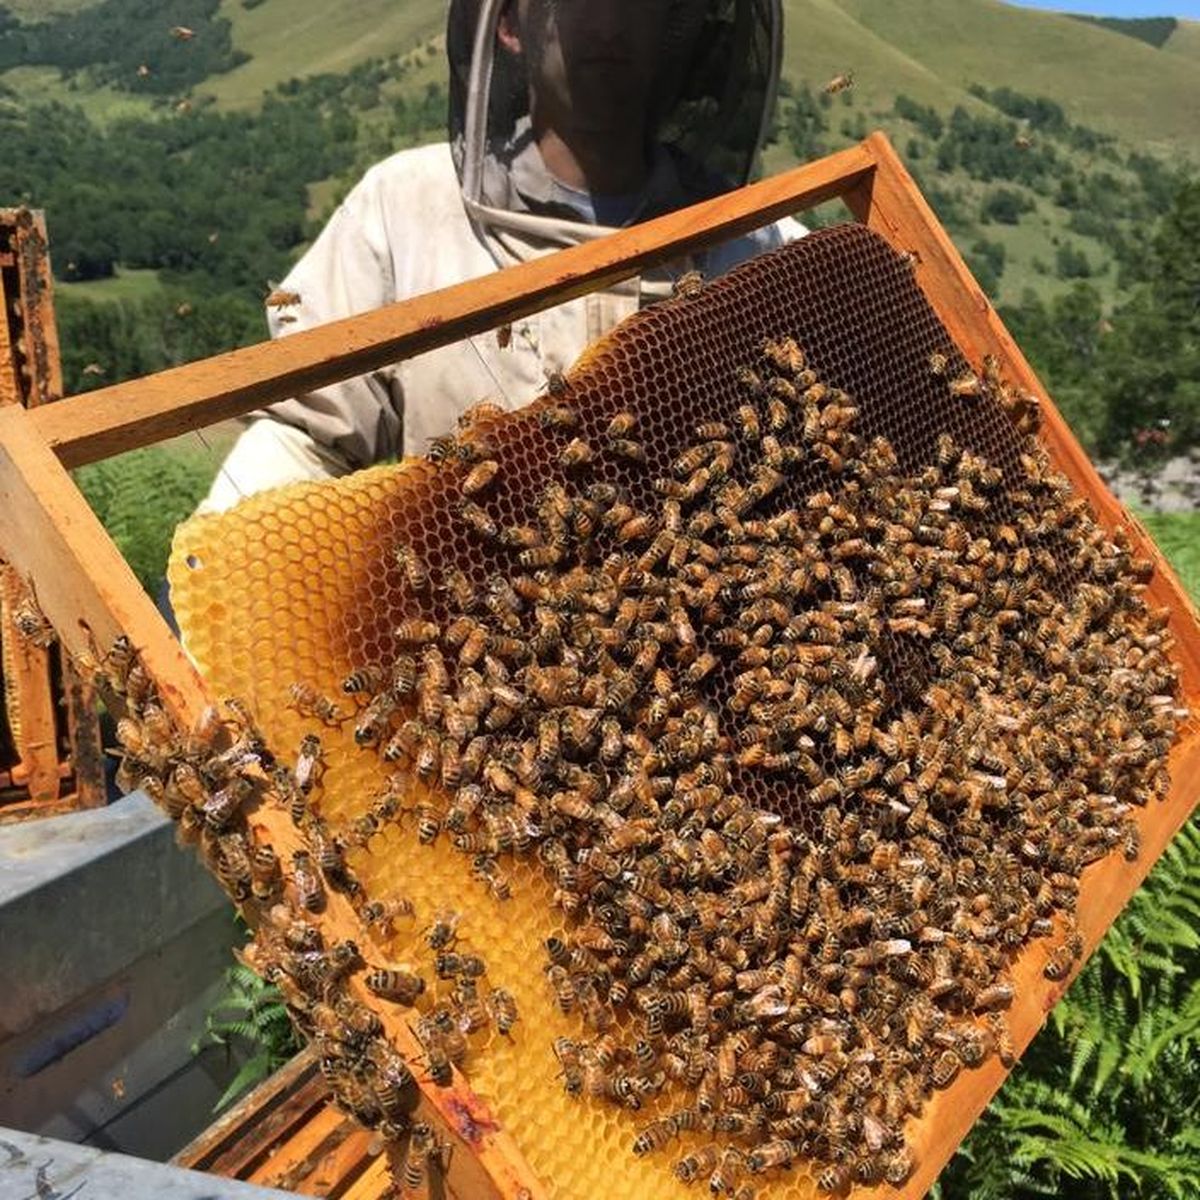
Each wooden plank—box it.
[245,1106,352,1191]
[204,1073,331,1181]
[300,1127,375,1198]
[1,564,63,802]
[29,145,877,468]
[339,1156,392,1200]
[0,261,17,408]
[172,1049,322,1173]
[13,210,65,408]
[0,406,208,723]
[844,132,1200,703]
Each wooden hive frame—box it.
[2,133,1198,1198]
[0,206,104,820]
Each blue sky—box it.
[1005,0,1200,16]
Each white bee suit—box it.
[199,0,797,514]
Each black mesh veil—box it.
[447,0,782,226]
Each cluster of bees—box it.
[82,632,513,1195]
[312,327,1185,1196]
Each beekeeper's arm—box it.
[196,178,402,515]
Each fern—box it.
[939,812,1200,1198]
[192,960,301,1112]
[74,443,219,596]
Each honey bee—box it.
[560,437,596,469]
[609,438,648,464]
[393,544,430,591]
[459,500,500,542]
[931,1048,961,1088]
[462,458,501,495]
[288,682,343,725]
[398,1122,443,1194]
[539,403,579,430]
[949,371,981,398]
[472,853,511,901]
[361,897,415,939]
[365,965,426,1005]
[249,844,281,901]
[675,1145,721,1183]
[292,850,325,913]
[928,351,949,376]
[11,594,55,647]
[487,987,519,1035]
[341,665,386,696]
[607,410,638,437]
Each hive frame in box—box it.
[1,132,1198,1199]
[0,206,104,820]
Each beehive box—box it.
[2,135,1198,1200]
[0,206,104,821]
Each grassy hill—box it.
[2,0,1195,155]
[1,0,1196,314]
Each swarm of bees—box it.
[319,325,1184,1196]
[86,250,1185,1196]
[81,630,504,1198]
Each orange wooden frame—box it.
[1,133,1198,1199]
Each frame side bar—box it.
[32,144,876,469]
[0,405,206,726]
[0,403,549,1200]
[846,132,1200,702]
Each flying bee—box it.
[292,850,325,912]
[365,965,426,1005]
[462,458,500,495]
[288,682,343,725]
[393,544,430,590]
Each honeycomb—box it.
[167,224,1184,1198]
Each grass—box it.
[56,266,163,303]
[827,0,1199,163]
[0,64,155,123]
[1138,511,1200,602]
[202,0,444,108]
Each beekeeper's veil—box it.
[447,0,783,264]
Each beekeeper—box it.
[199,0,800,513]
